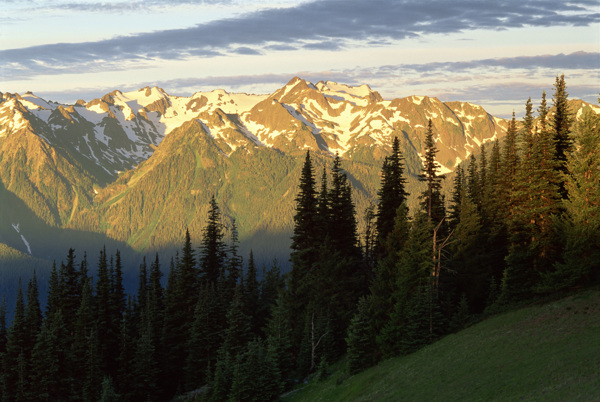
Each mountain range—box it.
[1,77,597,289]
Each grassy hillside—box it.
[285,290,600,401]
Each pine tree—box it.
[542,107,600,289]
[116,298,137,400]
[59,248,82,333]
[244,250,261,335]
[136,256,148,314]
[502,93,562,303]
[551,74,573,197]
[199,198,226,285]
[346,297,377,374]
[222,285,252,358]
[369,203,410,336]
[376,136,409,256]
[466,154,479,206]
[30,310,73,400]
[73,278,102,402]
[24,272,42,353]
[96,247,112,375]
[185,283,223,391]
[132,306,159,401]
[3,283,27,401]
[449,190,487,312]
[264,295,294,387]
[225,219,243,297]
[46,262,60,317]
[419,119,446,225]
[328,154,361,259]
[288,151,319,347]
[448,165,465,230]
[377,213,433,357]
[290,150,319,281]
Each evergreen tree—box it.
[448,165,465,230]
[148,253,164,347]
[137,256,148,314]
[551,74,573,197]
[244,250,261,335]
[288,151,319,347]
[3,283,26,401]
[328,154,361,259]
[346,297,377,374]
[199,198,226,285]
[316,166,330,241]
[46,262,60,317]
[221,285,252,358]
[30,310,73,401]
[448,190,487,312]
[59,248,82,332]
[377,213,433,356]
[96,247,112,375]
[116,299,137,400]
[259,259,285,322]
[466,154,479,206]
[542,107,600,289]
[73,278,101,402]
[132,306,159,401]
[226,219,243,297]
[368,203,410,337]
[501,93,562,303]
[185,283,223,390]
[290,150,319,285]
[264,295,295,387]
[376,136,409,256]
[419,119,446,225]
[24,271,42,354]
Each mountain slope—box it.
[285,290,600,401]
[2,79,597,266]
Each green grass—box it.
[285,290,600,401]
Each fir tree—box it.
[186,282,224,391]
[73,278,101,402]
[199,198,226,285]
[264,295,295,387]
[542,107,600,289]
[346,297,377,374]
[376,136,409,256]
[226,218,243,297]
[448,165,465,230]
[221,285,252,358]
[30,310,74,401]
[419,119,446,225]
[551,74,573,197]
[244,250,261,335]
[3,283,26,401]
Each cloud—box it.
[400,51,600,73]
[1,0,598,79]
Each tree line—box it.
[0,75,598,400]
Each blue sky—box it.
[1,0,598,117]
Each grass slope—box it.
[286,290,600,401]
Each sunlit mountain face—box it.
[1,78,598,282]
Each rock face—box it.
[2,77,597,271]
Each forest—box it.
[0,75,598,401]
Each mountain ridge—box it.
[1,78,598,273]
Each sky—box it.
[0,0,599,118]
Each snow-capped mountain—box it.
[1,77,507,182]
[2,77,597,274]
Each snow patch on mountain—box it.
[11,223,32,255]
[20,235,32,255]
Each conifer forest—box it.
[0,75,599,401]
